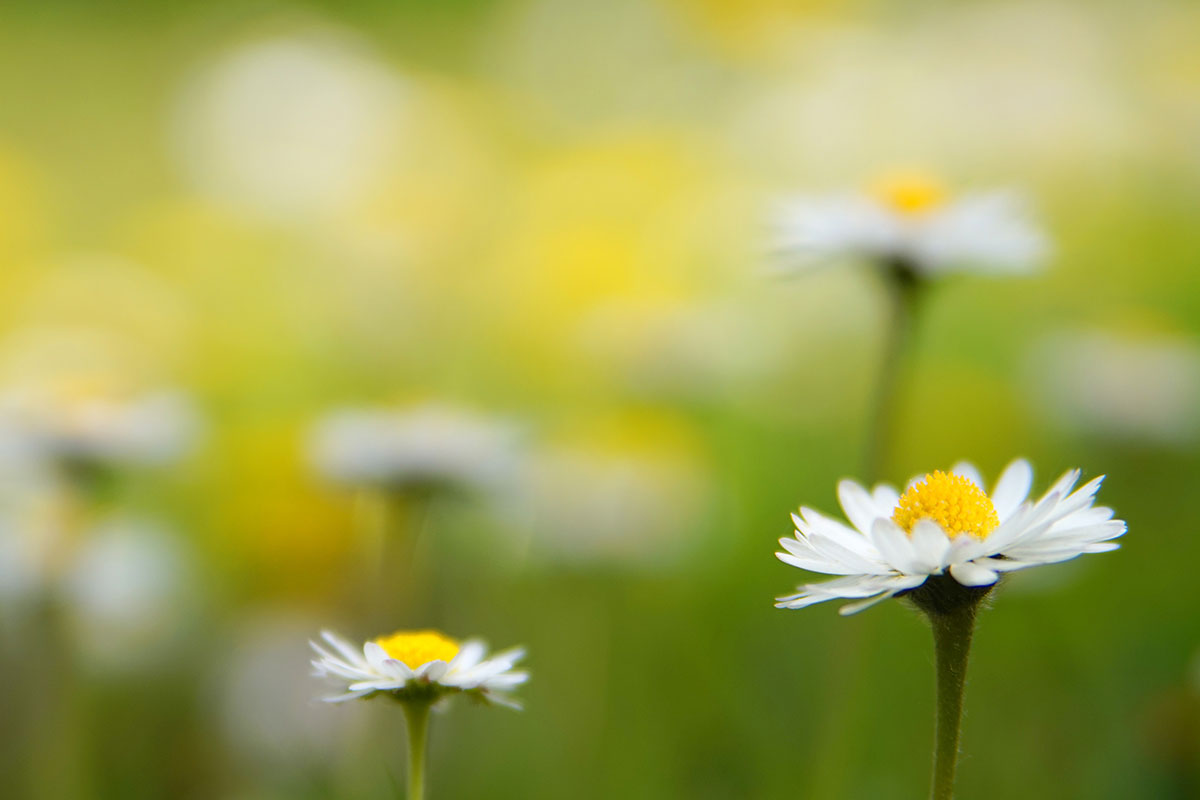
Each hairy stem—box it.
[928,604,977,800]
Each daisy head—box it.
[311,629,528,709]
[775,459,1124,616]
[772,169,1047,279]
[0,380,198,471]
[308,403,519,494]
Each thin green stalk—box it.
[863,262,924,482]
[928,604,977,800]
[402,700,432,800]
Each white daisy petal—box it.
[868,518,921,575]
[484,693,524,711]
[323,688,378,703]
[363,642,393,674]
[990,459,1033,521]
[796,508,877,558]
[322,630,368,666]
[806,530,888,575]
[449,640,487,673]
[949,562,1000,587]
[1040,469,1081,504]
[838,479,883,535]
[776,550,862,575]
[950,461,985,490]
[909,520,952,572]
[871,484,901,516]
[418,660,449,682]
[837,591,900,616]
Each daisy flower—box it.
[773,170,1047,278]
[313,629,527,799]
[308,403,519,494]
[310,629,528,709]
[0,383,199,470]
[776,458,1125,615]
[775,460,1124,799]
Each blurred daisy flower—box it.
[172,31,408,224]
[311,629,528,709]
[0,379,198,471]
[309,403,519,494]
[772,170,1047,279]
[775,459,1125,615]
[62,517,193,672]
[1024,330,1200,447]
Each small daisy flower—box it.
[308,403,519,494]
[310,629,528,709]
[773,170,1047,278]
[776,459,1125,615]
[0,382,199,470]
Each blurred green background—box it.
[0,0,1197,798]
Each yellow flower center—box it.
[870,170,948,216]
[374,630,460,669]
[892,471,999,539]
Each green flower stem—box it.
[928,603,978,800]
[864,261,925,482]
[402,699,433,800]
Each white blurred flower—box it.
[172,31,409,222]
[776,460,1125,615]
[0,384,199,470]
[61,517,192,671]
[773,170,1047,278]
[309,403,519,493]
[311,629,528,709]
[1025,331,1200,446]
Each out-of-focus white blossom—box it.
[1024,331,1200,446]
[172,31,409,222]
[309,403,520,493]
[0,384,199,469]
[773,171,1047,278]
[62,517,192,672]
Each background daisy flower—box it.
[308,403,519,494]
[775,458,1126,615]
[773,170,1047,278]
[310,629,528,708]
[312,629,527,799]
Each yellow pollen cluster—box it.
[870,170,949,216]
[374,630,460,669]
[892,471,999,539]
